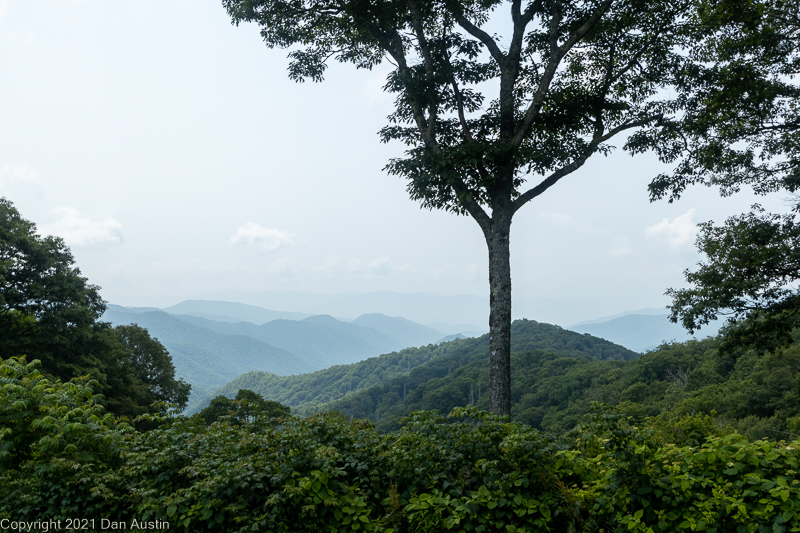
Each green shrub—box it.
[3,357,799,533]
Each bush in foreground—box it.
[1,357,799,532]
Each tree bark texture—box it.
[486,216,512,416]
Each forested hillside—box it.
[209,319,637,413]
[324,334,800,440]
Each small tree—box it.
[224,0,695,414]
[198,389,290,425]
[109,324,192,415]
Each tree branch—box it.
[559,0,614,53]
[408,0,438,141]
[376,29,434,146]
[441,46,477,144]
[446,1,506,67]
[510,0,540,63]
[512,113,662,213]
[511,0,614,148]
[451,175,493,230]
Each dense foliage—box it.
[2,355,799,532]
[319,335,800,439]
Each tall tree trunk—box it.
[486,215,512,416]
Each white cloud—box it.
[346,258,362,271]
[0,2,35,45]
[0,164,39,188]
[40,207,123,249]
[466,263,482,281]
[539,211,572,224]
[645,209,698,249]
[230,222,294,252]
[365,257,411,277]
[0,32,34,46]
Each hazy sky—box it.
[1,0,788,325]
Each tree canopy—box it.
[641,0,800,353]
[105,324,191,417]
[224,0,697,414]
[0,197,107,380]
[198,388,291,425]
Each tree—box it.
[223,0,694,414]
[0,198,190,416]
[198,389,290,425]
[641,0,800,353]
[667,208,800,354]
[0,197,108,381]
[105,325,192,416]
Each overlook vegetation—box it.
[3,356,800,532]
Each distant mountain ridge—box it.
[350,313,444,347]
[568,307,668,327]
[162,300,312,324]
[103,305,309,375]
[102,305,313,412]
[171,313,399,369]
[197,290,489,326]
[567,312,723,353]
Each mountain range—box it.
[566,309,723,352]
[102,297,716,414]
[102,302,461,412]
